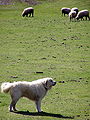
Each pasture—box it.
[0,0,90,120]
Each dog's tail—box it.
[1,82,13,93]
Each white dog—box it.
[1,78,56,112]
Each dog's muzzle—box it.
[53,81,56,86]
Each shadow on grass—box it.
[14,111,74,119]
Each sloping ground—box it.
[0,0,13,5]
[0,0,39,5]
[20,0,40,5]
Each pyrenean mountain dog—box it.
[1,78,56,112]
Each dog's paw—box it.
[38,110,43,113]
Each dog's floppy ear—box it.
[42,80,49,90]
[44,80,52,90]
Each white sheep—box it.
[76,10,90,20]
[61,7,71,16]
[69,11,77,21]
[22,7,34,17]
[71,7,79,14]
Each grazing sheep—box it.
[76,10,90,20]
[61,7,71,16]
[71,7,79,14]
[22,7,34,17]
[69,11,77,21]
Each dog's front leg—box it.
[35,100,42,112]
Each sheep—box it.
[61,7,71,16]
[76,10,90,20]
[69,11,77,21]
[71,7,79,14]
[22,7,34,17]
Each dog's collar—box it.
[44,86,48,91]
[42,84,48,91]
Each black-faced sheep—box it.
[69,11,77,21]
[71,7,79,14]
[61,7,71,16]
[22,7,34,17]
[76,10,90,20]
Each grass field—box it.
[0,0,90,120]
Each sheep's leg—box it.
[70,17,72,21]
[81,17,84,21]
[32,12,34,17]
[29,13,31,17]
[26,14,28,17]
[87,16,90,20]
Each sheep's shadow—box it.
[14,111,74,119]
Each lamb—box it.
[71,7,79,14]
[76,10,90,20]
[69,11,77,21]
[61,7,71,16]
[22,7,34,17]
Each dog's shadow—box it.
[14,111,74,119]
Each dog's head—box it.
[43,78,56,90]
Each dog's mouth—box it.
[52,81,56,86]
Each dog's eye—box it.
[50,79,53,82]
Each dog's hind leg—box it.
[9,93,21,112]
[35,100,42,112]
[9,98,19,112]
[9,101,15,112]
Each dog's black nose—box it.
[53,81,56,86]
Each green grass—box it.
[0,0,90,120]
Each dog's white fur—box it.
[1,78,56,112]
